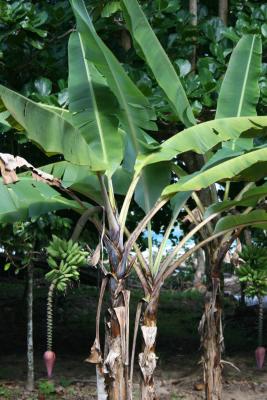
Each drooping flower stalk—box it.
[46,283,55,351]
[255,296,266,369]
[26,264,34,391]
[43,283,56,378]
[258,296,263,348]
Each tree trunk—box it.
[199,277,223,400]
[103,278,130,400]
[96,365,108,400]
[189,0,197,72]
[218,0,228,25]
[26,265,34,391]
[139,293,159,400]
[200,230,243,399]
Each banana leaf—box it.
[70,0,157,156]
[214,210,267,233]
[121,0,195,127]
[68,32,123,173]
[162,146,267,196]
[41,161,102,204]
[216,35,262,118]
[0,177,84,223]
[205,184,267,217]
[136,116,267,172]
[70,0,166,215]
[0,85,92,166]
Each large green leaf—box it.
[205,184,267,217]
[43,160,170,215]
[0,85,93,166]
[134,162,171,212]
[40,104,73,123]
[41,161,102,204]
[216,35,262,118]
[0,177,83,223]
[136,116,267,172]
[162,146,267,196]
[121,0,195,128]
[70,0,167,220]
[70,0,157,158]
[42,161,134,203]
[0,110,11,129]
[202,142,267,184]
[112,166,132,195]
[214,210,267,233]
[201,147,244,171]
[68,32,123,173]
[230,161,267,182]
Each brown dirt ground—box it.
[1,353,267,399]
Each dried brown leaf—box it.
[141,326,157,349]
[88,243,101,267]
[0,152,60,186]
[114,306,126,363]
[85,339,102,364]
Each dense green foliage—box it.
[0,215,72,274]
[0,0,266,233]
[1,0,266,115]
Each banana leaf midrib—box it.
[237,35,256,117]
[77,31,109,166]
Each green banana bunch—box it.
[239,245,267,267]
[45,235,88,292]
[237,245,267,298]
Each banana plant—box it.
[169,33,265,400]
[1,1,267,399]
[121,1,266,399]
[237,245,267,369]
[0,153,86,392]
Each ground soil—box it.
[1,282,266,399]
[1,353,267,399]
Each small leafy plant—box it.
[38,380,56,395]
[0,385,11,398]
[59,377,73,388]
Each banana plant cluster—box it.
[1,0,267,399]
